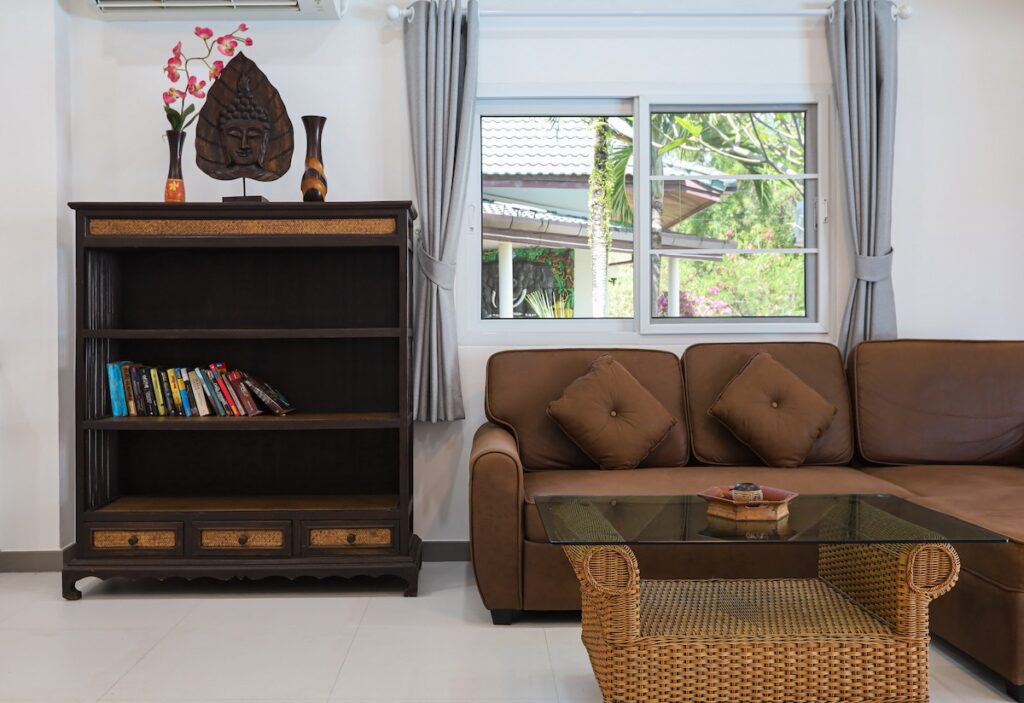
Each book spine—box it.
[179,369,197,417]
[243,373,294,414]
[166,369,185,416]
[174,369,192,417]
[228,370,262,416]
[197,368,225,416]
[160,369,179,416]
[210,364,242,416]
[203,368,231,416]
[120,363,137,417]
[147,368,166,416]
[187,370,211,417]
[106,362,126,417]
[243,377,287,416]
[138,368,156,416]
[128,365,147,416]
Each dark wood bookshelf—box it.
[83,328,404,339]
[63,202,420,599]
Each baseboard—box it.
[0,550,64,572]
[1,541,471,572]
[422,540,470,562]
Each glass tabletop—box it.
[534,494,1009,545]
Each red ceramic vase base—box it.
[164,179,186,203]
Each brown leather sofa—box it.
[469,341,1024,701]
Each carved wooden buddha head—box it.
[196,53,293,182]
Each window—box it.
[480,113,634,319]
[645,107,818,327]
[476,97,827,334]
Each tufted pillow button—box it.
[771,401,779,409]
[610,410,618,417]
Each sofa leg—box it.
[1007,680,1023,702]
[490,609,519,625]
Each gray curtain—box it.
[827,0,899,357]
[404,0,479,421]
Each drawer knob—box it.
[346,533,357,544]
[127,535,139,547]
[238,534,249,546]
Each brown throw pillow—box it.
[547,355,677,470]
[708,352,837,468]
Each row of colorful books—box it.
[106,362,294,418]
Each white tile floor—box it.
[0,563,1010,702]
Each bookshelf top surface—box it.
[70,201,415,217]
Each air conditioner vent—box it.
[91,0,346,20]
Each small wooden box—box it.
[698,486,798,521]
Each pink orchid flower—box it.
[194,26,213,40]
[237,23,248,31]
[162,87,185,105]
[164,56,182,82]
[171,41,182,58]
[209,60,224,80]
[215,35,238,57]
[186,75,207,98]
[242,36,253,46]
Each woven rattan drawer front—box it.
[85,523,182,556]
[302,522,395,555]
[189,521,292,557]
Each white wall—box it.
[1,0,1022,553]
[0,1,67,552]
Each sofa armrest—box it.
[470,423,525,611]
[818,543,960,637]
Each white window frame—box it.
[459,87,833,345]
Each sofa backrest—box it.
[485,349,689,470]
[850,340,1024,465]
[682,342,854,466]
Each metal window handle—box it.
[346,533,357,544]
[238,534,249,546]
[127,535,139,546]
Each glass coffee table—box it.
[535,493,1007,703]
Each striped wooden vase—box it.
[300,115,328,202]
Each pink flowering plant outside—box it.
[162,24,253,132]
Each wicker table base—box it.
[563,543,960,703]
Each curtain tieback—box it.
[416,239,456,290]
[855,249,894,282]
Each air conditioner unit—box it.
[91,0,348,20]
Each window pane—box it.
[481,115,634,319]
[653,253,811,319]
[652,178,812,251]
[651,111,807,177]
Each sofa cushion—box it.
[709,352,837,468]
[684,343,854,466]
[523,466,908,542]
[864,465,1024,591]
[851,340,1024,466]
[547,356,677,469]
[486,349,689,470]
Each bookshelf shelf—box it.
[83,412,402,431]
[65,202,421,601]
[83,328,403,340]
[94,494,399,514]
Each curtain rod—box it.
[387,4,913,22]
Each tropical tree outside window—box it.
[478,100,823,330]
[647,108,817,322]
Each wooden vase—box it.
[301,115,328,202]
[164,130,186,203]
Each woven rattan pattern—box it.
[563,542,959,703]
[199,529,284,549]
[639,578,890,638]
[88,218,396,236]
[92,530,176,549]
[309,527,392,547]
